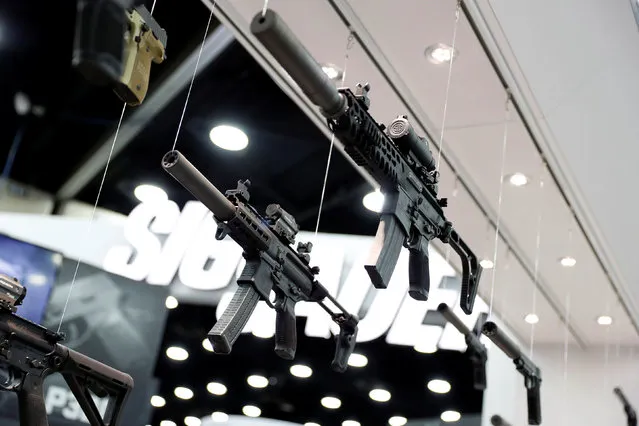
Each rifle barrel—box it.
[437,303,471,336]
[482,321,522,360]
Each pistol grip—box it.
[208,284,260,354]
[365,214,405,289]
[473,360,487,391]
[407,236,430,301]
[274,296,297,360]
[527,385,542,425]
[331,326,358,373]
[18,375,49,426]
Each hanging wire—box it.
[261,0,269,17]
[313,32,356,241]
[528,165,546,360]
[435,0,462,172]
[487,92,512,318]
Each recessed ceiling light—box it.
[211,412,229,423]
[202,338,213,352]
[425,43,457,64]
[305,423,321,426]
[150,395,166,407]
[321,63,344,81]
[251,323,274,338]
[525,313,539,324]
[206,382,227,396]
[290,364,313,378]
[388,416,408,426]
[597,315,613,326]
[427,379,451,394]
[342,421,360,426]
[26,273,47,286]
[506,172,529,187]
[174,387,194,400]
[184,416,201,426]
[14,92,31,116]
[209,125,249,151]
[414,341,437,354]
[165,296,178,309]
[479,259,494,269]
[134,184,168,204]
[440,410,462,422]
[247,375,269,388]
[347,353,368,367]
[242,405,261,417]
[559,256,577,267]
[369,388,391,402]
[321,396,341,409]
[362,190,384,213]
[165,346,188,361]
[160,421,177,426]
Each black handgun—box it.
[162,151,358,372]
[0,274,133,426]
[249,9,482,314]
[490,414,513,426]
[483,321,542,425]
[437,303,487,390]
[614,387,637,426]
[73,0,167,106]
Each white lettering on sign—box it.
[45,385,108,423]
[104,201,489,352]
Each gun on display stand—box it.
[162,151,359,372]
[437,303,488,390]
[614,387,637,426]
[249,9,482,314]
[0,274,133,426]
[483,321,542,425]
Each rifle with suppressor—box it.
[162,150,359,372]
[483,321,542,425]
[249,9,482,314]
[0,274,132,426]
[490,414,512,426]
[437,303,487,390]
[614,387,637,426]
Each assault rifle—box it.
[249,9,482,314]
[614,387,637,426]
[483,321,542,425]
[162,151,359,372]
[0,274,132,426]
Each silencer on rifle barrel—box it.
[161,150,235,221]
[437,303,472,336]
[250,9,346,118]
[490,415,512,426]
[482,321,522,360]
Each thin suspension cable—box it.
[261,0,269,17]
[488,93,511,318]
[313,32,355,241]
[529,168,545,360]
[150,0,158,14]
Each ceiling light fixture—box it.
[525,313,539,324]
[184,416,201,426]
[347,353,368,368]
[211,412,229,423]
[369,388,391,402]
[202,338,213,352]
[27,273,47,286]
[441,411,461,422]
[597,315,613,326]
[479,259,494,269]
[14,92,31,116]
[342,421,360,426]
[209,125,249,151]
[414,341,438,354]
[425,43,457,64]
[150,395,166,407]
[362,190,384,213]
[251,323,274,339]
[247,375,269,388]
[506,173,529,187]
[559,256,577,267]
[165,346,189,361]
[160,421,177,426]
[388,416,408,426]
[305,423,321,426]
[174,387,194,400]
[290,364,313,378]
[321,63,344,81]
[242,405,261,418]
[165,296,178,309]
[321,396,341,409]
[427,379,451,394]
[206,382,227,396]
[134,184,168,204]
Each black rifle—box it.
[490,414,512,426]
[249,9,482,314]
[0,274,132,426]
[162,151,358,372]
[437,303,487,390]
[614,387,637,426]
[483,321,542,425]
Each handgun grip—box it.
[208,283,261,354]
[527,384,542,425]
[274,295,297,360]
[18,375,49,426]
[365,214,405,289]
[407,235,430,301]
[473,359,487,391]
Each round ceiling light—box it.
[321,396,341,409]
[211,412,229,423]
[206,382,227,396]
[165,296,178,309]
[559,256,577,267]
[321,63,344,81]
[347,353,368,368]
[160,421,176,426]
[362,190,385,213]
[209,125,249,151]
[414,341,437,354]
[242,405,261,417]
[251,322,274,338]
[150,395,166,407]
[304,423,321,426]
[184,416,201,426]
[597,315,613,326]
[369,388,391,402]
[134,184,168,204]
[342,421,360,426]
[202,338,213,352]
[427,379,451,394]
[425,43,457,64]
[388,416,407,426]
[479,259,494,269]
[525,313,540,324]
[506,172,529,187]
[290,364,313,378]
[14,92,31,116]
[165,346,188,361]
[247,375,269,388]
[440,411,461,422]
[174,387,194,400]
